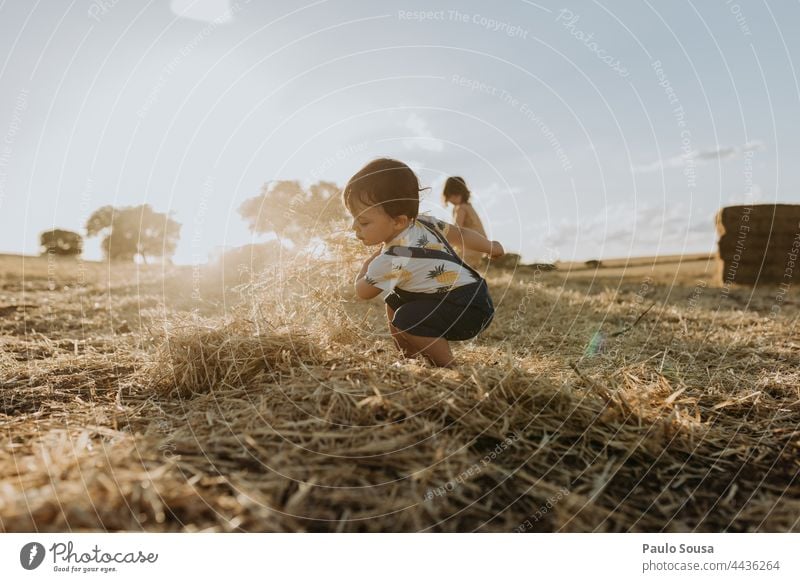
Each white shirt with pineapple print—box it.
[364,214,480,295]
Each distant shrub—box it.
[487,253,521,269]
[40,229,83,256]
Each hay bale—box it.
[717,233,800,254]
[716,204,800,285]
[717,261,796,285]
[716,204,800,236]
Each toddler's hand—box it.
[489,241,505,258]
[365,245,383,264]
[357,245,383,279]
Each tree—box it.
[238,180,347,245]
[40,229,83,256]
[85,204,181,263]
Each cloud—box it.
[474,182,522,213]
[402,113,444,152]
[632,140,765,173]
[170,0,234,24]
[537,202,717,260]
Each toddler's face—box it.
[349,203,407,246]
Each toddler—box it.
[343,158,504,367]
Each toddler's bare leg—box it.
[385,305,454,366]
[397,332,455,367]
[386,305,416,358]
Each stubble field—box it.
[1,249,798,532]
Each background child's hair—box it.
[443,176,471,204]
[343,158,423,220]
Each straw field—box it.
[1,244,798,532]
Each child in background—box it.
[442,176,488,269]
[343,158,504,368]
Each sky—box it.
[0,0,798,264]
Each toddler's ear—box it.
[394,215,411,229]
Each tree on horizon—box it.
[238,180,346,246]
[85,204,181,263]
[40,229,83,257]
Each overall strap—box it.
[384,246,461,262]
[414,217,484,281]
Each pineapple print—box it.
[427,263,458,286]
[417,232,445,251]
[383,265,413,285]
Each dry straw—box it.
[1,231,799,532]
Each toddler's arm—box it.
[445,225,504,258]
[354,247,383,300]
